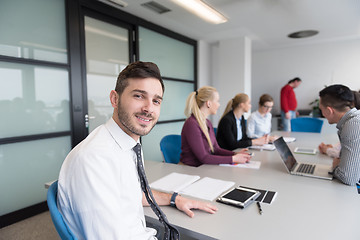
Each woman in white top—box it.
[247,94,276,142]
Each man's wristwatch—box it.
[170,192,179,207]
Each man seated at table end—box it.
[319,84,360,186]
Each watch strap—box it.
[170,192,178,207]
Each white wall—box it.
[252,39,360,115]
[209,37,252,126]
[197,40,211,88]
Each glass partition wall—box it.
[84,16,130,133]
[139,27,196,162]
[0,0,196,227]
[0,0,71,225]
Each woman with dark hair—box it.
[247,94,277,142]
[216,93,269,151]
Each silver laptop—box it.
[273,137,333,180]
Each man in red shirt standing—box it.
[280,77,302,131]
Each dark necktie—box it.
[133,143,180,240]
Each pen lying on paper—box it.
[257,202,263,215]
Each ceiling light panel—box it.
[172,0,228,24]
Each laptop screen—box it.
[273,137,297,172]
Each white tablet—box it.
[294,147,317,155]
[216,187,260,209]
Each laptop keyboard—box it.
[296,163,316,174]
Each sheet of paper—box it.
[283,137,296,143]
[150,172,200,193]
[249,144,276,151]
[219,161,261,169]
[180,177,235,201]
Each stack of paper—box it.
[283,137,296,143]
[150,173,235,201]
[249,144,276,151]
[219,161,261,169]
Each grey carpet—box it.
[0,211,59,240]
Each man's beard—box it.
[117,101,157,137]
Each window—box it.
[0,0,67,63]
[0,0,70,218]
[139,27,196,162]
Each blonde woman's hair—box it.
[184,86,217,152]
[220,93,249,120]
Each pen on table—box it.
[257,202,263,215]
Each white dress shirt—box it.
[57,118,157,240]
[246,110,272,138]
[235,117,243,141]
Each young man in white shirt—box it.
[57,61,218,239]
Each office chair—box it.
[290,117,324,133]
[160,134,182,164]
[47,180,78,240]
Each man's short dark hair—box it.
[319,84,354,112]
[115,61,164,96]
[288,77,302,84]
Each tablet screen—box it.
[221,188,257,202]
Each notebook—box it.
[273,137,333,180]
[150,173,235,201]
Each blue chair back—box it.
[160,134,182,164]
[291,117,323,133]
[47,181,77,240]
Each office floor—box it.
[0,211,59,240]
[1,212,200,240]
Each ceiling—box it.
[106,0,360,51]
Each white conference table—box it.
[144,131,359,240]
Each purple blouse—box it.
[180,115,234,167]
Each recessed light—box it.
[141,1,171,14]
[288,30,319,39]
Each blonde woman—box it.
[180,86,251,167]
[216,93,269,151]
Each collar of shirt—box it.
[256,110,271,118]
[105,117,139,151]
[235,116,243,140]
[336,108,357,130]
